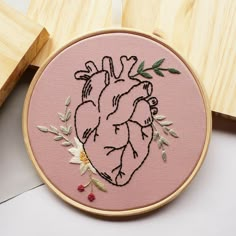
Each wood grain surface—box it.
[0,1,49,106]
[27,0,112,67]
[122,0,236,119]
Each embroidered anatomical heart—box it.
[32,30,211,213]
[74,56,158,186]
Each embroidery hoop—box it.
[22,28,212,217]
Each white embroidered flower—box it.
[68,137,96,175]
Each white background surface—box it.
[0,1,236,236]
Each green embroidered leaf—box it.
[37,126,48,132]
[154,68,164,77]
[92,178,107,192]
[60,126,66,132]
[60,126,69,135]
[153,135,158,141]
[65,110,71,121]
[158,140,162,149]
[168,68,181,74]
[162,150,167,162]
[154,115,166,121]
[159,121,173,126]
[152,58,165,68]
[60,125,72,135]
[50,125,58,133]
[169,129,179,138]
[61,141,71,147]
[54,135,63,141]
[160,137,169,146]
[137,61,144,73]
[163,126,169,135]
[58,112,65,122]
[153,131,159,141]
[140,71,152,79]
[67,125,72,135]
[65,96,71,106]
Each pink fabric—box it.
[27,32,207,211]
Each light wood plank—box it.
[0,1,49,106]
[122,0,236,119]
[27,0,112,67]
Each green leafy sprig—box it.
[36,96,107,200]
[131,58,181,79]
[152,115,179,162]
[37,96,74,147]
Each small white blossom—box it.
[68,137,96,175]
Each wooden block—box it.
[27,0,112,67]
[0,1,49,106]
[122,0,160,33]
[122,0,236,119]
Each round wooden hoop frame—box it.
[22,28,212,217]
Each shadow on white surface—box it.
[0,68,42,203]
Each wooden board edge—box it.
[0,28,49,106]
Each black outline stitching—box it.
[74,56,158,186]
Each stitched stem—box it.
[131,67,169,78]
[48,129,74,146]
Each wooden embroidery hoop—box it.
[22,28,212,217]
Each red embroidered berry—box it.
[88,193,95,202]
[77,185,85,192]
